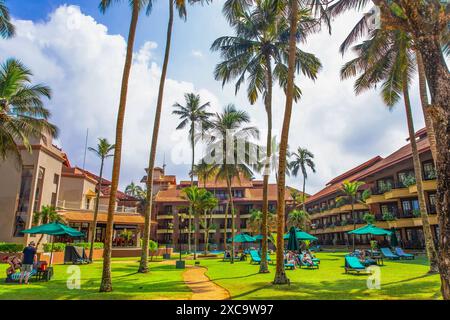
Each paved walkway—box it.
[183,266,230,300]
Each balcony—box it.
[384,182,410,199]
[408,179,437,194]
[157,229,174,234]
[57,200,139,213]
[157,212,174,219]
[365,194,387,204]
[338,203,368,212]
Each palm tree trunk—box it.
[302,175,306,212]
[100,0,139,293]
[223,197,229,251]
[227,177,235,264]
[412,32,450,299]
[191,123,195,258]
[139,0,174,273]
[402,77,439,273]
[273,0,298,285]
[89,157,104,261]
[260,53,273,274]
[416,50,437,163]
[204,209,208,256]
[351,198,355,252]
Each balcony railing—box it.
[57,200,138,213]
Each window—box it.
[52,174,59,207]
[13,167,34,237]
[85,198,91,210]
[233,190,244,198]
[423,162,436,180]
[33,167,45,213]
[397,170,414,187]
[376,178,393,193]
[429,193,437,213]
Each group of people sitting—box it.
[2,241,38,284]
[224,249,247,261]
[284,250,316,269]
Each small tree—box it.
[33,206,64,246]
[363,213,376,225]
[148,240,158,261]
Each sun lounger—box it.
[380,247,400,260]
[395,247,415,260]
[284,259,295,270]
[9,269,38,281]
[249,250,261,264]
[298,254,319,269]
[344,256,368,274]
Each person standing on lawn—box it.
[19,241,37,285]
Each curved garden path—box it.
[182,266,230,300]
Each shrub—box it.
[0,243,25,253]
[363,213,376,224]
[401,174,416,187]
[43,242,104,252]
[382,212,396,221]
[412,209,421,217]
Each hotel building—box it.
[305,129,438,249]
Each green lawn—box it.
[0,253,442,300]
[201,252,442,300]
[0,259,191,300]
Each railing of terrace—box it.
[57,200,138,213]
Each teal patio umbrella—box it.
[22,222,85,265]
[287,227,299,251]
[283,228,318,241]
[347,224,392,236]
[227,233,256,243]
[254,234,264,241]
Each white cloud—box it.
[191,49,204,58]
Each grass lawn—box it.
[0,259,191,300]
[201,252,442,300]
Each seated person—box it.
[302,252,314,266]
[3,255,22,278]
[224,250,231,258]
[358,250,377,266]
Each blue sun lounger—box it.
[395,247,415,260]
[344,256,367,274]
[299,254,319,269]
[380,247,400,260]
[249,250,261,264]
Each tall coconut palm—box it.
[0,0,14,39]
[214,0,319,273]
[172,93,213,255]
[99,0,152,292]
[206,104,259,263]
[337,180,365,251]
[139,0,212,273]
[125,181,143,198]
[287,209,310,231]
[200,192,218,255]
[191,161,217,189]
[341,29,439,272]
[88,138,115,262]
[289,147,316,211]
[248,209,277,235]
[0,58,57,162]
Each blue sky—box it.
[2,1,428,194]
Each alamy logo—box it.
[66,265,81,290]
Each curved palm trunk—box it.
[351,197,355,252]
[100,0,139,292]
[260,53,273,274]
[227,177,235,264]
[191,123,195,258]
[89,157,104,261]
[139,1,174,273]
[416,51,437,162]
[402,76,439,273]
[223,197,229,251]
[273,0,298,285]
[413,32,450,299]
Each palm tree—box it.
[248,209,276,235]
[88,138,115,262]
[191,161,217,189]
[337,180,364,251]
[214,0,319,273]
[0,0,14,39]
[99,0,152,293]
[173,92,213,253]
[0,58,57,162]
[32,205,64,246]
[206,104,259,263]
[272,4,321,285]
[125,181,143,198]
[287,209,310,231]
[139,0,212,274]
[341,29,439,272]
[289,147,316,211]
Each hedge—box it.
[0,243,25,253]
[43,242,104,252]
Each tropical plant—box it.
[99,0,152,292]
[191,161,218,188]
[205,104,259,263]
[382,212,396,222]
[148,240,158,261]
[341,28,439,273]
[337,180,365,251]
[0,0,14,39]
[248,209,276,234]
[363,213,375,225]
[287,209,311,231]
[289,147,316,211]
[32,205,64,246]
[140,0,212,274]
[125,181,143,197]
[173,92,212,253]
[0,58,57,162]
[88,138,114,261]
